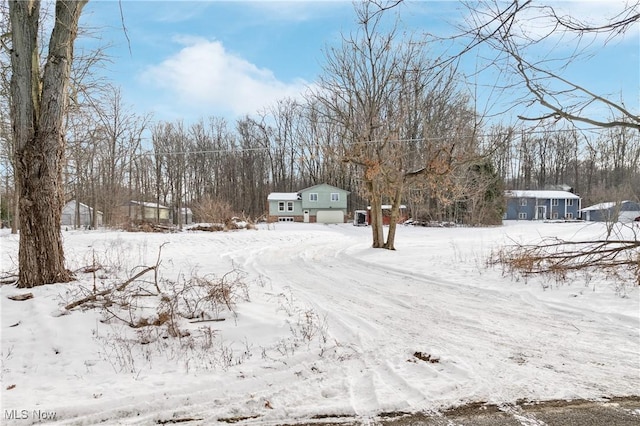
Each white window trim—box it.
[331,193,339,202]
[551,199,559,206]
[567,199,574,206]
[309,193,318,202]
[278,201,285,212]
[518,212,527,220]
[520,198,527,206]
[566,212,573,219]
[286,201,294,212]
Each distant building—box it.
[580,200,640,223]
[267,183,350,223]
[366,205,409,225]
[61,200,103,227]
[504,190,581,220]
[125,201,171,223]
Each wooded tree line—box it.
[2,88,496,227]
[2,90,637,229]
[3,1,635,235]
[490,124,640,202]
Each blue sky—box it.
[78,0,639,126]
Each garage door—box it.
[316,210,344,224]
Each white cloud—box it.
[142,37,310,118]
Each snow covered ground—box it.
[1,221,638,425]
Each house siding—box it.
[268,200,303,219]
[581,201,640,222]
[267,183,349,223]
[126,201,171,223]
[300,184,348,211]
[504,191,580,220]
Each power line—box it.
[0,125,624,160]
[143,147,270,156]
[135,125,614,156]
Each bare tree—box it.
[313,1,480,248]
[84,86,149,225]
[9,0,87,287]
[295,99,352,191]
[461,0,639,130]
[0,16,15,231]
[235,117,270,217]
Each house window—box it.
[331,193,339,202]
[518,212,527,220]
[278,201,285,212]
[551,199,559,206]
[309,193,318,202]
[278,217,294,222]
[520,198,527,206]
[567,199,574,206]
[287,201,294,212]
[552,212,559,219]
[566,212,573,219]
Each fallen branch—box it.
[189,318,226,323]
[8,293,33,301]
[0,274,19,286]
[65,265,156,311]
[491,235,639,286]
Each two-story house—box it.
[267,183,350,223]
[504,190,581,220]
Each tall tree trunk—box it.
[9,0,86,288]
[367,179,384,248]
[384,179,404,250]
[11,181,19,234]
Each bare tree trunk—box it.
[384,180,404,250]
[9,0,86,287]
[11,180,19,234]
[74,196,80,228]
[368,180,384,248]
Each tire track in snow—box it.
[230,227,640,412]
[229,233,478,414]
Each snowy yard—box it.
[1,221,638,425]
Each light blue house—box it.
[267,183,350,223]
[504,190,581,220]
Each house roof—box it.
[367,205,407,210]
[505,190,580,199]
[300,183,350,194]
[267,192,298,201]
[268,184,350,201]
[64,200,103,215]
[580,200,639,212]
